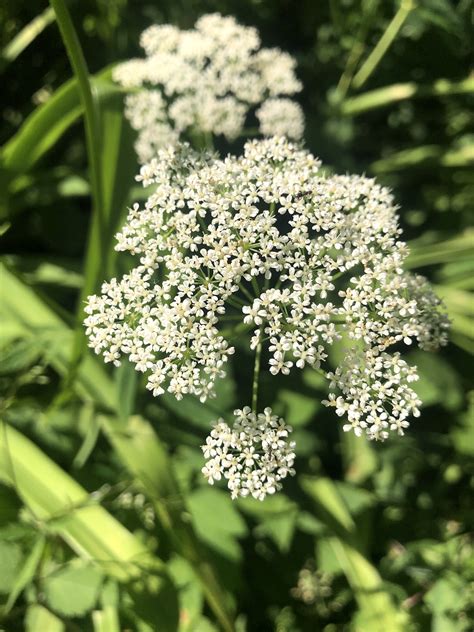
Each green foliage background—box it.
[0,1,473,631]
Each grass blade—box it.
[406,231,474,268]
[1,69,114,182]
[0,7,55,65]
[352,0,414,89]
[0,423,158,579]
[341,77,474,116]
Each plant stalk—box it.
[252,333,262,411]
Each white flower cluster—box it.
[201,407,296,500]
[84,136,449,440]
[113,13,304,163]
[323,349,421,441]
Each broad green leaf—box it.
[187,487,247,561]
[300,476,355,535]
[253,510,298,553]
[0,263,116,410]
[424,574,466,632]
[1,265,231,631]
[0,338,42,374]
[276,388,321,426]
[335,481,375,515]
[43,562,104,617]
[168,556,204,632]
[409,351,463,410]
[340,430,378,484]
[125,574,179,632]
[238,494,298,551]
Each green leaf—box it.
[115,360,137,423]
[335,481,376,515]
[43,562,104,617]
[0,338,42,374]
[126,574,179,632]
[300,476,355,535]
[424,574,465,613]
[4,535,46,613]
[409,351,463,410]
[0,422,172,587]
[187,487,247,561]
[25,604,65,632]
[0,7,55,64]
[101,414,235,632]
[92,606,121,632]
[238,494,298,552]
[341,77,474,116]
[406,231,474,268]
[1,68,115,181]
[0,540,23,593]
[168,556,204,631]
[277,388,321,426]
[0,263,117,411]
[371,141,474,173]
[302,476,409,631]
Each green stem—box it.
[239,283,255,303]
[251,333,263,411]
[352,0,415,90]
[50,0,103,233]
[50,0,106,388]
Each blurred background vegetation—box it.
[0,1,473,631]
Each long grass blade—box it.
[0,7,55,65]
[341,77,474,115]
[352,0,415,89]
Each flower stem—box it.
[252,332,263,411]
[50,0,105,395]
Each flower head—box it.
[85,136,449,439]
[113,13,304,162]
[201,407,296,500]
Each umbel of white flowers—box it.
[113,13,304,163]
[202,407,296,500]
[84,136,449,496]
